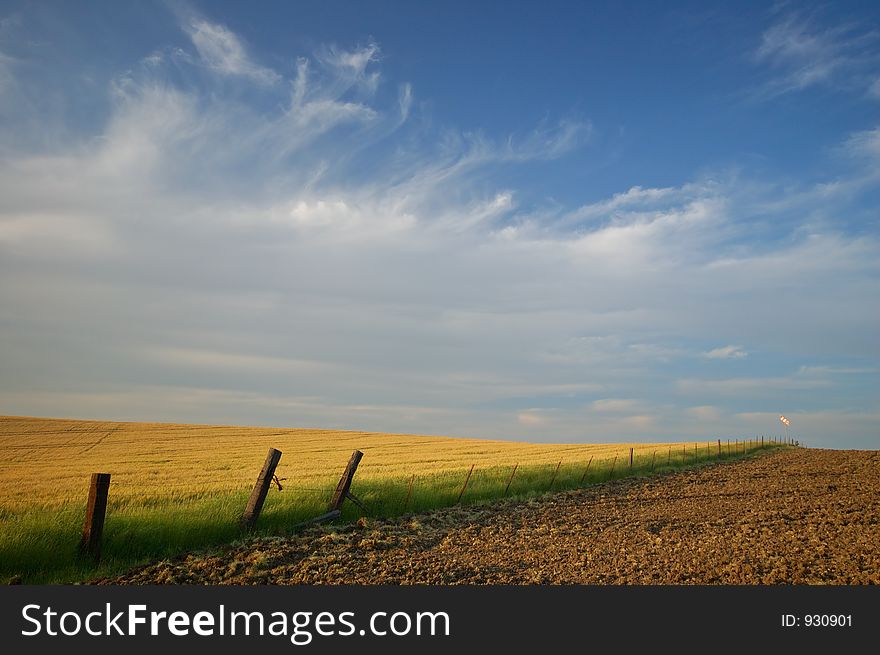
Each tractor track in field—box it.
[100,448,880,585]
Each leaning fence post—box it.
[241,447,282,530]
[457,464,475,503]
[579,456,593,484]
[548,460,562,490]
[328,450,364,512]
[403,473,415,511]
[504,463,519,496]
[609,455,617,479]
[79,472,111,564]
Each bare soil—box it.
[102,448,880,585]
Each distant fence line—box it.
[77,436,796,565]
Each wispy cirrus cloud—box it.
[184,18,281,84]
[752,11,880,99]
[0,9,877,447]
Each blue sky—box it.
[0,1,878,447]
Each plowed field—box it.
[105,448,880,585]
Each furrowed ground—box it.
[104,448,879,585]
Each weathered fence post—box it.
[629,448,634,470]
[548,460,562,490]
[667,447,671,466]
[651,450,656,472]
[579,456,593,484]
[609,455,617,479]
[504,463,519,496]
[328,450,364,512]
[403,473,415,511]
[457,464,475,503]
[241,447,282,530]
[718,439,721,457]
[79,473,111,564]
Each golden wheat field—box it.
[0,415,687,509]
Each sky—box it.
[0,1,878,448]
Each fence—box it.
[76,436,795,565]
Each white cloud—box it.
[398,83,413,121]
[517,411,546,426]
[677,375,832,395]
[686,405,722,421]
[0,212,117,253]
[841,127,880,159]
[0,21,877,448]
[752,13,880,99]
[288,97,377,132]
[703,345,748,360]
[319,41,380,78]
[562,184,682,225]
[797,365,878,376]
[184,19,280,84]
[590,398,639,413]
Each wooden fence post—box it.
[504,463,519,496]
[579,456,594,484]
[609,455,617,479]
[548,460,562,490]
[667,446,671,466]
[403,474,415,511]
[718,439,721,457]
[457,464,475,503]
[651,450,656,472]
[328,450,364,512]
[79,473,111,564]
[241,448,282,530]
[629,448,634,470]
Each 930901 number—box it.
[804,615,851,627]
